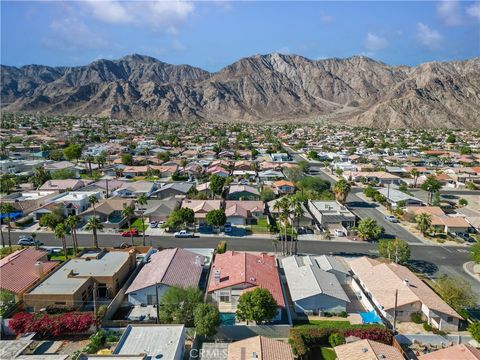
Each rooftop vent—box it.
[404,279,410,287]
[362,348,369,353]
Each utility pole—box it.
[155,282,160,324]
[93,282,98,331]
[393,289,398,333]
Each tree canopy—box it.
[356,218,384,241]
[193,303,220,337]
[159,286,203,326]
[205,209,227,228]
[236,288,278,324]
[377,238,410,264]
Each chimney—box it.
[214,270,221,285]
[34,261,44,278]
[404,279,410,287]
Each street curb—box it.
[463,261,480,283]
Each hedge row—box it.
[289,324,392,357]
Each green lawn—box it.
[249,218,270,234]
[320,347,336,360]
[50,248,85,261]
[122,218,148,232]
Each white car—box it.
[174,230,194,238]
[334,229,346,237]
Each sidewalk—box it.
[463,261,480,283]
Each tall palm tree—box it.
[410,168,419,188]
[290,197,304,255]
[421,176,442,204]
[85,155,94,174]
[122,204,136,245]
[333,179,351,204]
[415,213,432,236]
[272,199,284,255]
[54,223,68,260]
[136,194,148,246]
[85,217,103,248]
[279,197,292,256]
[88,195,99,218]
[0,203,15,248]
[65,215,79,255]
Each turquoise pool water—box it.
[360,311,382,324]
[220,313,236,325]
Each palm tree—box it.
[122,204,136,245]
[410,168,419,188]
[278,197,292,255]
[65,215,79,255]
[333,179,351,204]
[85,155,94,174]
[88,195,99,218]
[421,176,442,204]
[290,197,304,255]
[54,223,68,260]
[416,212,432,236]
[85,217,103,248]
[136,194,148,246]
[271,237,279,254]
[0,203,15,248]
[356,218,383,241]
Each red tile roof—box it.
[0,248,58,295]
[208,251,285,307]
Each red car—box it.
[121,229,138,237]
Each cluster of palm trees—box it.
[271,196,304,256]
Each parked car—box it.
[384,215,398,223]
[174,230,194,238]
[150,221,159,228]
[334,229,346,237]
[298,227,313,235]
[121,229,139,237]
[457,232,474,242]
[224,222,232,233]
[17,236,43,246]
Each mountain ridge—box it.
[2,53,479,129]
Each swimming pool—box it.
[220,313,236,325]
[359,310,382,324]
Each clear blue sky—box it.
[1,1,479,71]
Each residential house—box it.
[344,171,402,185]
[126,248,204,305]
[455,207,480,231]
[0,248,59,301]
[206,166,230,177]
[113,181,157,198]
[334,339,404,360]
[207,251,285,320]
[142,199,181,223]
[268,198,314,228]
[270,153,290,162]
[1,191,61,215]
[80,198,135,229]
[406,206,471,234]
[44,161,79,177]
[272,180,295,195]
[149,164,179,178]
[281,256,350,315]
[227,336,293,360]
[151,182,194,200]
[33,191,102,220]
[377,188,424,208]
[224,201,265,225]
[77,179,125,198]
[349,257,462,331]
[308,200,356,232]
[418,344,480,360]
[111,325,185,360]
[24,249,135,311]
[226,185,260,200]
[258,169,285,181]
[39,179,87,193]
[315,255,351,284]
[181,199,222,225]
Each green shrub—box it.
[338,311,348,318]
[328,332,345,347]
[423,322,433,331]
[468,321,480,342]
[216,241,227,254]
[410,312,423,324]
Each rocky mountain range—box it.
[1,53,479,128]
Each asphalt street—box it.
[6,230,480,297]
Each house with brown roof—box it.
[227,336,293,360]
[126,248,204,306]
[335,339,404,360]
[272,180,295,195]
[207,251,285,320]
[418,344,480,360]
[226,184,260,200]
[224,200,265,225]
[349,257,462,331]
[181,199,222,225]
[0,248,59,301]
[39,179,87,193]
[80,198,135,229]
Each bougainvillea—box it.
[9,312,93,338]
[343,327,393,345]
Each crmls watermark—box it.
[189,348,229,359]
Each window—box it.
[219,291,230,302]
